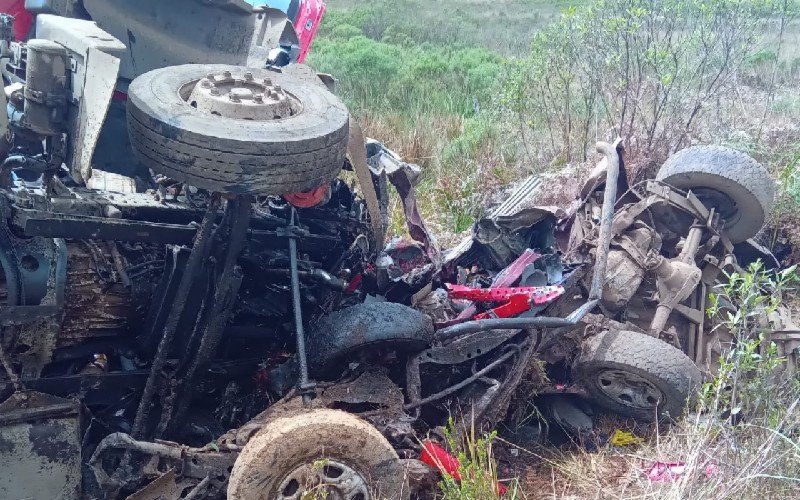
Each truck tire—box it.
[127,64,349,195]
[228,409,409,500]
[306,302,434,377]
[655,146,775,243]
[574,330,701,422]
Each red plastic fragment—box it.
[446,283,565,305]
[284,184,329,208]
[420,441,508,496]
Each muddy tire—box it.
[655,145,775,243]
[306,302,434,377]
[127,64,349,195]
[228,409,409,500]
[574,330,701,422]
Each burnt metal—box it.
[288,207,315,403]
[0,305,59,326]
[131,196,220,440]
[15,208,198,245]
[406,329,520,411]
[164,196,252,435]
[404,349,518,411]
[90,432,237,492]
[0,391,82,500]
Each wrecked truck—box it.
[0,1,792,499]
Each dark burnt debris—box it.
[0,3,797,500]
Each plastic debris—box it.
[610,429,644,446]
[643,460,718,482]
[420,441,508,495]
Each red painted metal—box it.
[0,0,33,41]
[446,283,564,320]
[447,283,565,304]
[294,0,326,63]
[450,249,541,324]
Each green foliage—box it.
[502,0,800,162]
[704,261,799,421]
[437,418,520,500]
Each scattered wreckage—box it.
[0,1,794,499]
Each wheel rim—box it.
[179,70,302,121]
[691,187,740,228]
[595,369,663,410]
[276,460,370,500]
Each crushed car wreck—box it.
[0,1,793,499]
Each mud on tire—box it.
[574,330,702,422]
[656,145,775,243]
[127,64,349,195]
[228,409,409,500]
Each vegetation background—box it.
[309,1,800,498]
[310,0,800,249]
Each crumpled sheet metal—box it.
[366,139,440,264]
[443,173,566,270]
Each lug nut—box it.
[223,70,232,78]
[210,88,220,96]
[273,85,282,92]
[244,72,253,80]
[229,94,240,102]
[201,80,212,88]
[254,93,264,103]
[263,77,272,86]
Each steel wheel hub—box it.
[595,369,663,409]
[276,460,369,500]
[185,70,300,120]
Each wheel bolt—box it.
[244,72,253,80]
[273,85,282,92]
[201,80,211,88]
[263,78,272,86]
[210,88,220,96]
[206,73,215,80]
[223,70,232,78]
[254,93,264,103]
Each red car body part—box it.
[446,283,564,320]
[451,249,542,323]
[446,283,565,304]
[294,0,325,63]
[284,184,330,208]
[0,0,34,41]
[420,440,508,496]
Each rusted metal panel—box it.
[0,391,81,500]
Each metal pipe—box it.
[436,299,599,342]
[288,208,314,404]
[589,139,623,300]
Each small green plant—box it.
[436,418,522,500]
[703,261,798,421]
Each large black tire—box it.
[306,302,434,377]
[228,409,409,500]
[656,146,775,243]
[574,330,701,422]
[127,64,349,195]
